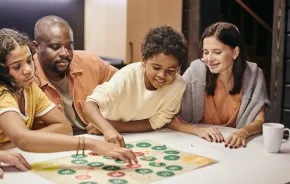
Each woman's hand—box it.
[195,127,225,143]
[224,128,249,148]
[0,151,31,178]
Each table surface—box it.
[1,125,290,184]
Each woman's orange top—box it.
[202,79,242,128]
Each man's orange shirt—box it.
[34,50,118,125]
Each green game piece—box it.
[87,162,104,167]
[140,156,157,161]
[135,168,153,174]
[103,156,113,159]
[165,165,183,171]
[164,150,180,154]
[57,169,76,175]
[115,159,125,164]
[109,179,128,184]
[71,154,88,159]
[156,171,175,177]
[136,142,152,148]
[71,159,88,164]
[103,166,121,171]
[79,182,98,184]
[151,145,167,150]
[163,155,180,161]
[125,144,134,148]
[149,162,166,167]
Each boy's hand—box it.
[103,129,126,147]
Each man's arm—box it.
[37,107,72,135]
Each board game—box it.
[31,140,216,184]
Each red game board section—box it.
[134,152,144,156]
[74,174,92,180]
[107,171,125,177]
[125,163,142,168]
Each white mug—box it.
[263,123,290,153]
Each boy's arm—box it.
[86,119,154,135]
[83,101,126,147]
[164,116,198,134]
[108,120,154,133]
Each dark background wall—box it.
[0,0,84,50]
[283,0,290,128]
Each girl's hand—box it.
[0,151,31,178]
[90,139,138,165]
[224,128,249,149]
[195,127,225,143]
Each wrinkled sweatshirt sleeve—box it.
[149,84,186,130]
[86,69,127,112]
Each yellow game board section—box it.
[31,161,60,171]
[182,155,215,166]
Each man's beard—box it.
[51,58,72,77]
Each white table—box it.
[1,125,290,184]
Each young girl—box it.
[174,22,271,148]
[83,25,188,147]
[0,29,137,165]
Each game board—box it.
[31,140,216,184]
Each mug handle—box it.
[284,128,290,141]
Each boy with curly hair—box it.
[83,26,188,147]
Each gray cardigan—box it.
[180,59,271,128]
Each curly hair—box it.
[141,25,188,66]
[200,22,246,95]
[0,28,35,97]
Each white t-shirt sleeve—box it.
[85,65,131,112]
[149,86,185,130]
